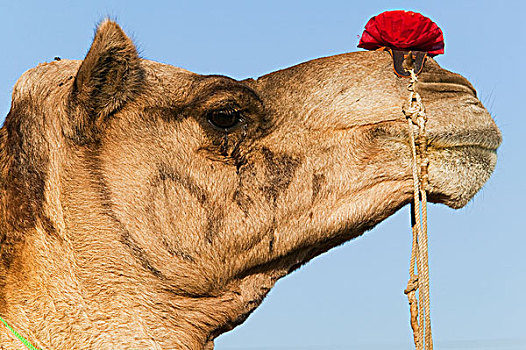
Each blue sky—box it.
[0,1,524,349]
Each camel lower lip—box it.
[427,145,498,209]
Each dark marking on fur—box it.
[1,106,49,269]
[233,189,252,216]
[249,218,277,256]
[144,179,197,263]
[161,238,196,263]
[269,237,275,254]
[41,214,60,240]
[233,162,257,215]
[268,219,276,255]
[205,210,224,244]
[231,124,248,165]
[142,106,186,123]
[120,231,165,279]
[311,173,325,203]
[83,147,168,280]
[260,147,300,203]
[153,163,225,244]
[156,164,208,206]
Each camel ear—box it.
[72,20,144,131]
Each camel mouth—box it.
[416,87,501,209]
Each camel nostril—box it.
[418,72,477,96]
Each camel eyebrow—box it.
[199,83,263,105]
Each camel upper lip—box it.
[382,121,502,152]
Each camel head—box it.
[0,21,500,349]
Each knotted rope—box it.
[403,69,433,350]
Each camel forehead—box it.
[12,59,196,102]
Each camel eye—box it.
[207,109,243,131]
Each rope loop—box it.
[403,68,433,350]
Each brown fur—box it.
[0,20,501,349]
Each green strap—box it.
[0,314,40,350]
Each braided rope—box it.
[403,69,433,350]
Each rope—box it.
[403,69,433,350]
[0,314,41,350]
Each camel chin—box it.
[427,146,498,209]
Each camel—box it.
[0,20,501,349]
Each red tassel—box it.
[358,10,444,56]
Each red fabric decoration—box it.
[358,10,444,56]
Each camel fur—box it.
[0,20,501,349]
